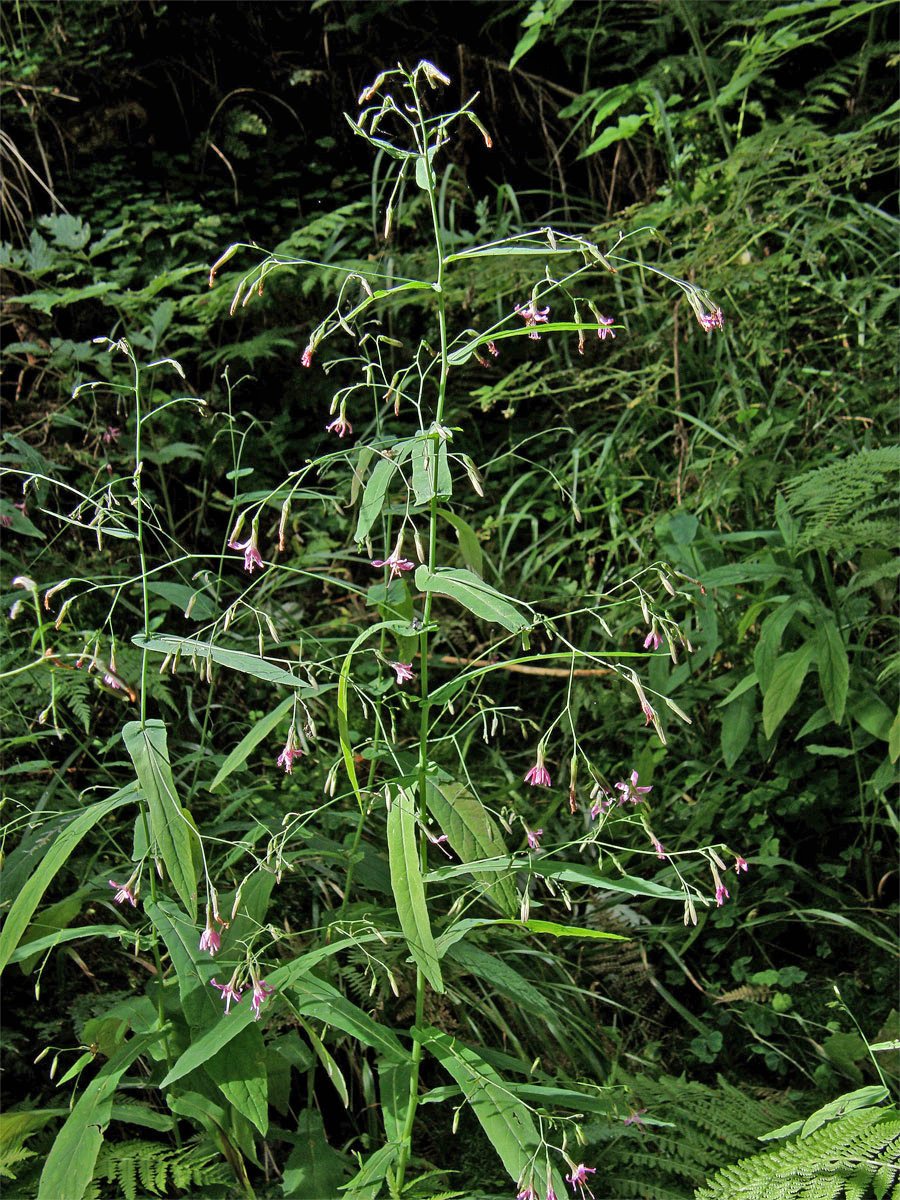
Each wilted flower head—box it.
[699,307,724,331]
[734,855,749,873]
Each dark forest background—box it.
[1,3,898,1199]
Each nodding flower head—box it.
[326,413,352,437]
[515,300,551,340]
[524,745,551,788]
[565,1163,597,1199]
[615,769,652,805]
[734,855,749,873]
[391,661,416,686]
[109,877,137,907]
[643,629,661,651]
[526,828,543,850]
[277,728,304,775]
[371,540,415,581]
[210,973,243,1014]
[596,315,616,341]
[228,531,263,574]
[699,307,724,331]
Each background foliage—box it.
[1,2,897,1198]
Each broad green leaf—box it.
[133,633,316,690]
[123,720,197,921]
[414,1026,566,1198]
[354,455,397,544]
[889,710,900,764]
[341,1142,398,1200]
[754,600,801,693]
[536,859,688,901]
[387,786,443,993]
[161,936,407,1087]
[6,924,127,965]
[378,1057,412,1143]
[0,788,136,974]
[849,690,894,741]
[762,643,816,739]
[281,1109,351,1199]
[293,1014,349,1107]
[414,564,529,633]
[581,112,648,157]
[436,916,626,953]
[445,940,554,1019]
[145,581,216,619]
[437,507,484,577]
[720,687,756,768]
[37,1030,165,1200]
[424,778,518,917]
[209,695,294,791]
[205,1023,268,1137]
[817,616,849,723]
[144,900,219,1027]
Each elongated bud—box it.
[658,570,676,597]
[209,244,240,287]
[278,497,290,551]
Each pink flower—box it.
[371,548,415,580]
[277,733,304,775]
[517,1185,538,1200]
[199,925,221,956]
[526,828,543,850]
[524,758,551,788]
[211,975,243,1014]
[643,630,660,651]
[615,769,652,805]
[301,346,313,367]
[734,855,748,873]
[565,1164,596,1199]
[391,661,416,686]
[716,883,730,906]
[597,315,616,341]
[590,793,612,819]
[103,426,121,444]
[487,340,498,357]
[109,879,136,907]
[699,307,724,331]
[250,977,275,1020]
[652,838,665,860]
[326,414,353,437]
[103,673,123,691]
[640,699,656,726]
[229,535,263,574]
[515,300,551,340]
[547,1189,558,1200]
[0,515,10,528]
[624,1108,647,1126]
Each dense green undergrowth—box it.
[1,3,897,1198]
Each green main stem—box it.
[395,83,451,1194]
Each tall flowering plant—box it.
[10,61,747,1200]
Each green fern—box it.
[586,1071,798,1199]
[780,447,900,554]
[694,1108,900,1200]
[91,1138,230,1199]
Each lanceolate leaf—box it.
[123,720,197,922]
[132,633,317,691]
[0,788,136,974]
[414,1025,566,1199]
[354,455,398,544]
[817,615,849,723]
[762,642,816,739]
[424,778,518,917]
[209,694,294,791]
[414,565,529,633]
[387,785,444,993]
[205,1023,268,1137]
[37,1030,166,1200]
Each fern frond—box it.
[694,1109,900,1200]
